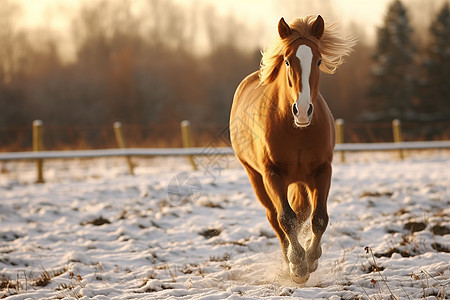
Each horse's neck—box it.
[259,82,294,132]
[268,80,291,120]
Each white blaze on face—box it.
[294,45,313,121]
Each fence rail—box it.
[1,141,449,161]
[1,119,450,183]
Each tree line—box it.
[368,0,450,123]
[0,0,449,150]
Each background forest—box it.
[0,0,449,150]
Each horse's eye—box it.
[318,59,322,66]
[284,59,290,67]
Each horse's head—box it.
[278,16,324,128]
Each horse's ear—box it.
[278,17,292,39]
[311,15,324,40]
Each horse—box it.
[229,15,354,284]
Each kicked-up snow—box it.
[0,151,449,299]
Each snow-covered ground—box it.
[0,151,449,299]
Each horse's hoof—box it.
[308,259,319,273]
[306,246,322,272]
[289,262,309,284]
[290,271,310,284]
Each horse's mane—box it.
[259,16,356,85]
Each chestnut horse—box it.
[230,16,354,283]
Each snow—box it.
[0,151,449,299]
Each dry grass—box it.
[0,266,68,297]
[361,246,449,300]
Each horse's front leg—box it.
[306,163,331,273]
[242,163,290,261]
[263,167,309,283]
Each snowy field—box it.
[0,151,449,299]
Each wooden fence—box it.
[1,119,449,183]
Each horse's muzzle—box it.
[292,102,313,127]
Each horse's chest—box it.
[265,131,330,176]
[270,145,314,169]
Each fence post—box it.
[180,120,197,170]
[392,119,404,160]
[113,122,135,175]
[33,120,45,183]
[335,118,345,163]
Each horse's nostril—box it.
[307,104,313,117]
[292,103,298,115]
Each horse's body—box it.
[230,16,354,283]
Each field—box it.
[0,151,449,299]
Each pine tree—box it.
[420,3,450,118]
[367,0,417,120]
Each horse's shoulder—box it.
[242,71,260,84]
[235,71,259,94]
[232,71,262,114]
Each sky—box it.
[16,0,390,37]
[12,0,446,60]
